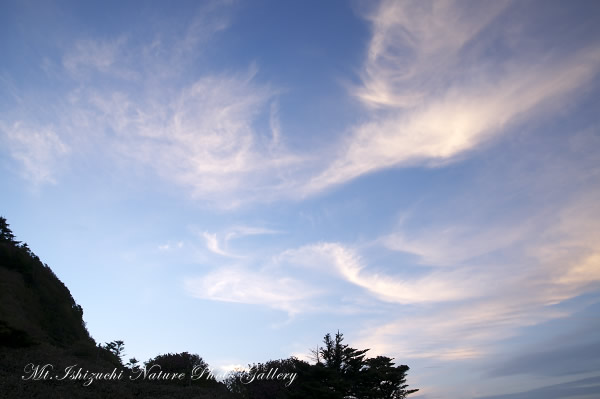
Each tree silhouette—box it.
[145,352,217,387]
[312,331,419,398]
[360,356,419,399]
[104,340,126,364]
[126,357,140,370]
[225,357,299,398]
[0,216,17,243]
[226,331,418,399]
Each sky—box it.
[1,0,600,397]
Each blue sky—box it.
[2,0,600,397]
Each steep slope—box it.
[0,220,94,349]
[0,217,233,398]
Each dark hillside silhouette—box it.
[0,218,93,349]
[0,216,233,398]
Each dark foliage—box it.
[0,320,35,348]
[144,351,220,388]
[103,340,126,365]
[226,357,301,399]
[226,331,418,399]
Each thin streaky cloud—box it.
[184,267,321,315]
[279,242,485,304]
[381,221,534,267]
[299,0,600,195]
[269,102,282,151]
[224,226,282,242]
[0,3,308,206]
[357,189,600,363]
[491,339,600,378]
[0,121,69,184]
[63,37,138,80]
[202,232,239,258]
[190,182,600,315]
[2,1,599,206]
[158,241,184,251]
[304,47,600,194]
[355,0,510,109]
[474,376,600,399]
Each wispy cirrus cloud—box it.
[301,0,600,194]
[224,225,281,242]
[187,176,600,323]
[158,241,184,251]
[199,225,282,258]
[60,35,305,205]
[357,186,600,363]
[354,0,510,108]
[5,1,599,206]
[381,223,529,267]
[103,67,296,201]
[0,2,306,205]
[201,232,240,258]
[491,337,600,378]
[62,0,231,81]
[0,121,69,184]
[278,242,484,304]
[185,238,486,317]
[63,37,137,80]
[475,376,600,399]
[184,267,321,315]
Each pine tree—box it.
[0,216,17,243]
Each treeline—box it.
[98,331,418,398]
[0,217,418,398]
[224,331,418,398]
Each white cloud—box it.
[184,137,600,362]
[0,3,308,205]
[381,221,532,266]
[187,238,479,316]
[531,191,600,296]
[355,0,510,109]
[279,242,484,304]
[224,226,281,242]
[300,1,600,194]
[70,66,290,202]
[305,50,600,193]
[60,41,312,207]
[4,0,599,205]
[144,72,271,193]
[199,226,281,258]
[356,189,600,363]
[186,199,600,362]
[202,232,239,258]
[158,241,184,251]
[63,37,137,80]
[1,121,70,184]
[187,186,600,314]
[184,267,320,315]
